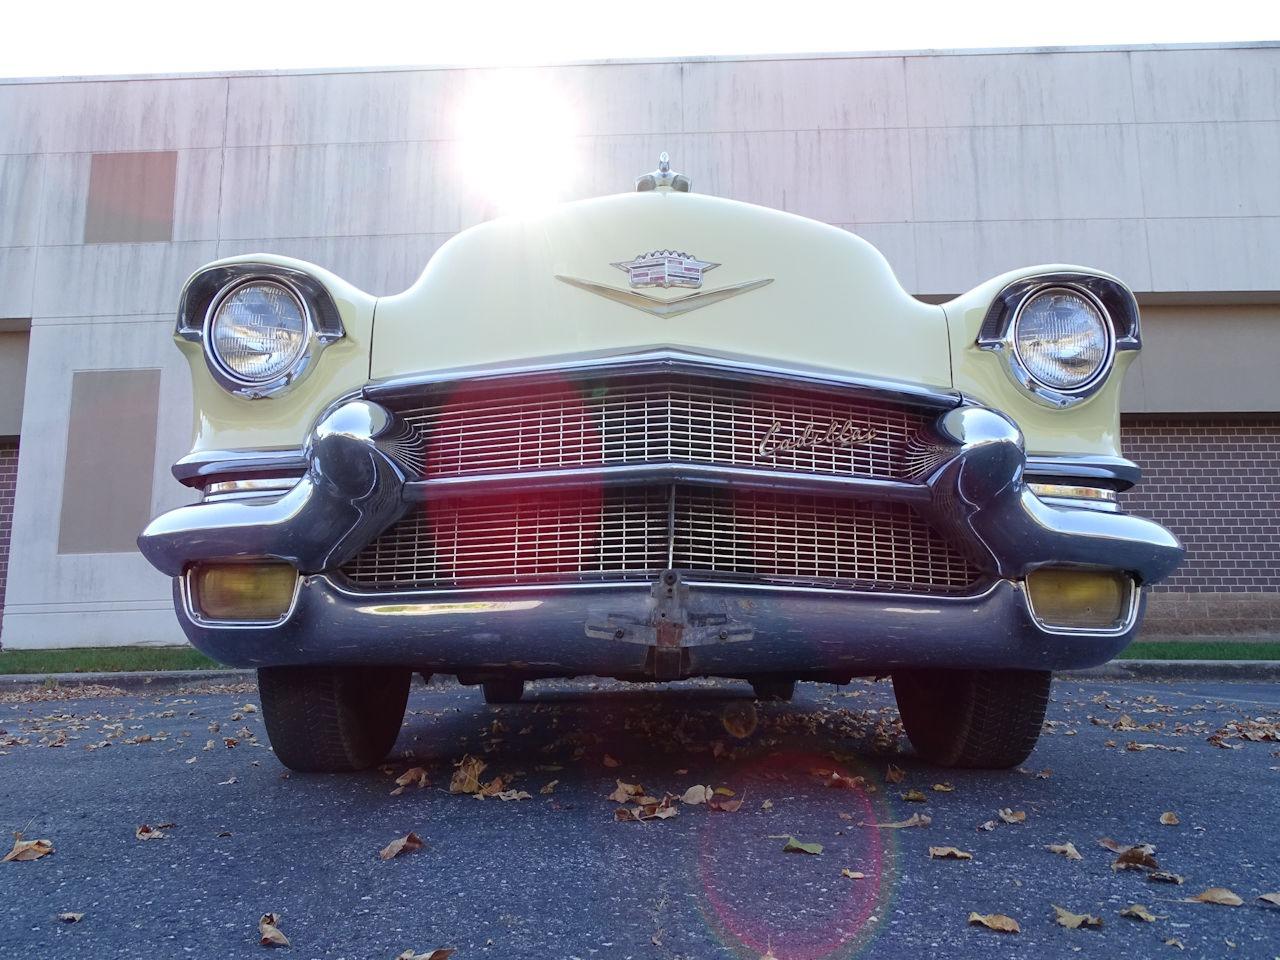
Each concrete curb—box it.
[1,660,1278,693]
[1060,659,1280,682]
[0,669,253,693]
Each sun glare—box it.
[455,70,581,217]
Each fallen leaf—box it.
[1126,741,1186,753]
[1159,811,1180,826]
[997,808,1026,824]
[929,846,972,860]
[680,785,711,805]
[967,912,1020,933]
[391,767,429,795]
[1053,905,1103,929]
[901,789,927,803]
[976,819,997,832]
[932,782,954,792]
[1120,905,1164,922]
[1257,893,1280,908]
[3,834,54,862]
[1047,841,1083,861]
[721,702,758,739]
[1112,844,1160,872]
[396,950,456,960]
[539,780,559,795]
[218,775,238,786]
[864,813,931,829]
[840,869,865,879]
[475,777,507,798]
[1036,768,1053,779]
[1165,937,1185,949]
[495,790,532,801]
[774,835,823,855]
[761,799,774,811]
[601,754,622,768]
[1148,872,1185,885]
[708,793,743,813]
[135,824,167,841]
[57,912,84,923]
[885,764,905,784]
[1186,887,1243,906]
[259,913,289,947]
[816,770,865,791]
[607,780,644,803]
[449,755,487,794]
[379,832,424,861]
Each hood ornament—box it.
[636,152,691,192]
[612,251,718,290]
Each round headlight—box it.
[1013,287,1111,391]
[208,280,308,384]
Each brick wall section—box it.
[1121,415,1280,637]
[0,440,16,643]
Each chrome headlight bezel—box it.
[977,272,1141,409]
[176,263,345,399]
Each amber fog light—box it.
[1026,569,1131,629]
[193,563,297,621]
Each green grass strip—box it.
[1118,640,1280,661]
[0,646,219,675]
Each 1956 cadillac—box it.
[139,155,1183,772]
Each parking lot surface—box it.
[1,676,1278,959]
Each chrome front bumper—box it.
[139,355,1184,675]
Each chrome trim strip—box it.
[401,462,933,503]
[364,347,963,409]
[1027,482,1117,503]
[1025,454,1140,489]
[555,276,774,318]
[173,449,307,486]
[203,478,300,499]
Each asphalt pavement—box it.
[1,676,1278,959]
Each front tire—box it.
[892,668,1051,769]
[258,665,411,772]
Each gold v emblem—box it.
[555,276,773,318]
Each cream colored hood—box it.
[371,190,950,388]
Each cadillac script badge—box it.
[758,420,878,459]
[612,251,718,289]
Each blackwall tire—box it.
[482,678,525,704]
[891,668,1051,769]
[258,665,411,772]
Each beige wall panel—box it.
[32,240,218,317]
[909,124,1145,222]
[0,153,42,247]
[216,233,455,297]
[1122,304,1280,413]
[681,56,908,132]
[1132,47,1280,123]
[171,148,225,242]
[0,246,35,318]
[0,77,228,154]
[1,605,182,648]
[904,50,1136,126]
[0,329,29,435]
[1,317,193,649]
[914,218,1152,295]
[1145,217,1280,292]
[1138,121,1280,219]
[682,128,914,224]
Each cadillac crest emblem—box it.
[612,251,719,290]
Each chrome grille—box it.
[386,374,934,481]
[341,485,981,594]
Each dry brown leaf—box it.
[396,950,456,960]
[1052,905,1103,929]
[1165,938,1185,950]
[391,767,429,795]
[885,764,905,784]
[259,913,290,948]
[929,846,973,860]
[602,754,620,768]
[976,819,998,832]
[840,869,865,879]
[379,832,424,861]
[135,824,167,841]
[967,912,1020,933]
[1112,844,1160,872]
[997,808,1026,824]
[721,702,758,739]
[539,780,559,795]
[616,796,679,822]
[495,789,532,801]
[901,789,927,803]
[864,813,931,829]
[1159,811,1180,826]
[607,780,644,803]
[815,769,865,791]
[776,835,823,855]
[761,799,773,810]
[680,785,711,805]
[1120,905,1164,922]
[708,793,743,813]
[449,755,487,794]
[1036,768,1053,779]
[932,782,954,792]
[1047,841,1083,861]
[1257,893,1280,908]
[57,912,84,923]
[476,776,507,798]
[1186,887,1243,906]
[1148,871,1185,885]
[3,833,54,862]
